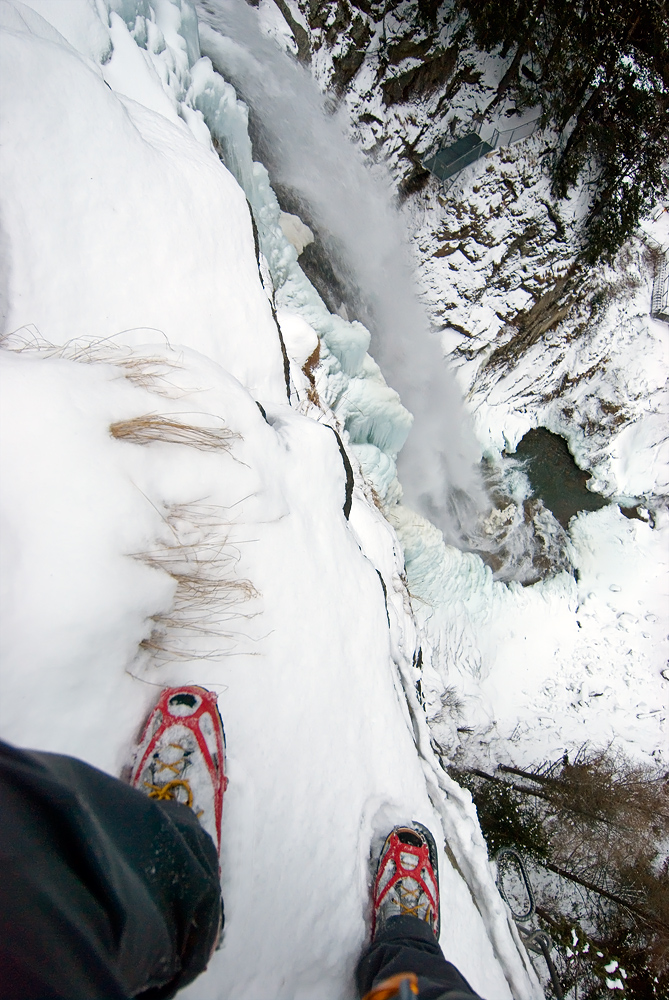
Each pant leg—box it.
[0,740,222,1000]
[356,916,484,1000]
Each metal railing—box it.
[495,848,565,1000]
[651,251,669,322]
[642,227,669,323]
[484,115,542,149]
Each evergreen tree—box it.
[453,0,669,261]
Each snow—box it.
[406,166,668,772]
[12,0,112,61]
[103,9,184,122]
[276,308,318,367]
[477,503,668,766]
[279,211,314,256]
[393,491,667,775]
[0,3,542,999]
[0,349,175,759]
[256,0,296,55]
[606,403,669,499]
[1,0,285,402]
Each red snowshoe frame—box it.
[372,822,440,939]
[131,686,227,851]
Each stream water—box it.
[510,428,609,528]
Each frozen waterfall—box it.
[197,0,490,545]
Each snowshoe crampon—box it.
[372,822,440,939]
[130,686,227,854]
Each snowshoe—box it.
[129,686,227,854]
[371,822,440,939]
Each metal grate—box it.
[422,133,495,182]
[421,116,541,187]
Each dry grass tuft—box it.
[3,331,257,665]
[2,328,185,397]
[110,414,240,452]
[104,354,185,397]
[369,485,386,513]
[302,343,321,406]
[134,505,259,663]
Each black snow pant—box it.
[356,916,484,1000]
[0,740,484,1000]
[0,740,222,1000]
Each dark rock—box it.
[382,45,459,104]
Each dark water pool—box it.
[509,428,609,528]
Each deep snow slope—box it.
[0,2,542,998]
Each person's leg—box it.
[356,915,483,1000]
[0,738,222,1000]
[356,825,484,1000]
